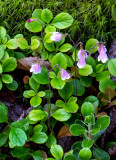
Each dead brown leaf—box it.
[57,125,72,139]
[17,57,51,71]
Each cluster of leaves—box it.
[0,8,116,160]
[0,0,116,43]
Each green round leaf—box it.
[23,90,36,98]
[2,57,17,72]
[79,147,92,160]
[58,82,74,101]
[84,96,99,107]
[25,19,42,32]
[64,100,79,113]
[41,8,53,23]
[82,139,93,148]
[80,76,92,87]
[0,45,4,60]
[32,67,49,85]
[44,42,55,51]
[70,124,86,136]
[46,133,57,148]
[6,39,18,49]
[30,96,42,107]
[96,71,110,82]
[31,39,40,50]
[11,147,30,158]
[81,102,94,118]
[99,78,116,92]
[37,91,46,97]
[0,103,8,123]
[93,115,110,131]
[96,64,104,73]
[45,25,56,33]
[51,12,74,29]
[32,9,43,22]
[31,150,47,160]
[0,26,6,39]
[79,64,93,76]
[51,77,65,89]
[9,127,27,147]
[29,109,47,121]
[64,154,77,160]
[51,52,67,72]
[31,132,48,144]
[108,59,116,77]
[29,77,40,91]
[17,37,28,49]
[64,54,73,67]
[51,109,71,121]
[0,64,3,74]
[2,74,13,84]
[86,56,96,71]
[59,43,72,52]
[50,144,63,160]
[34,124,43,133]
[70,79,85,96]
[43,33,53,43]
[93,147,110,160]
[0,126,10,147]
[85,38,99,53]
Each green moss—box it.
[0,0,116,43]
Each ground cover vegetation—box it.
[0,2,116,160]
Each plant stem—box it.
[47,71,54,135]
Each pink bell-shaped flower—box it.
[60,68,70,80]
[77,49,88,68]
[98,44,108,63]
[30,63,41,74]
[51,32,63,42]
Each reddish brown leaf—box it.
[23,75,30,84]
[96,112,107,118]
[109,99,116,106]
[57,125,72,139]
[105,86,115,100]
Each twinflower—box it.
[60,68,70,80]
[98,44,108,63]
[50,32,63,42]
[77,49,88,68]
[30,63,41,74]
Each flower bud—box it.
[50,32,62,42]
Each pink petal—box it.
[30,63,41,74]
[78,49,88,59]
[98,45,108,63]
[77,58,86,68]
[51,32,62,42]
[60,69,70,80]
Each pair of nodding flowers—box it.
[30,63,70,81]
[28,19,107,78]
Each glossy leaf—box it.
[50,144,63,160]
[51,12,73,29]
[51,109,71,121]
[70,124,86,136]
[81,102,94,118]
